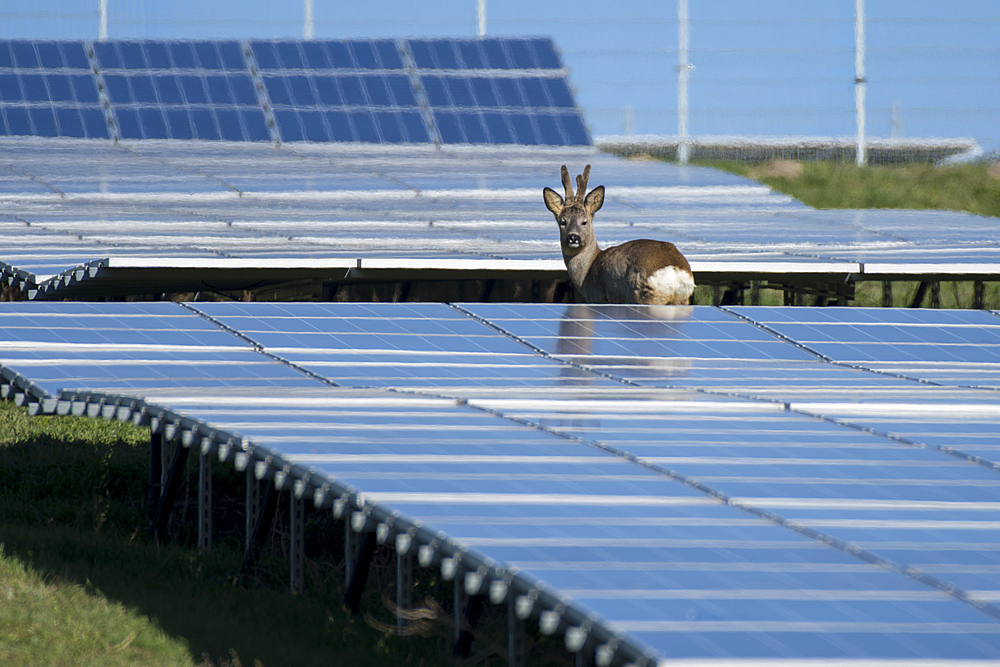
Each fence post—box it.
[303,0,314,39]
[98,0,108,40]
[677,0,691,164]
[855,0,867,166]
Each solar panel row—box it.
[0,40,108,139]
[3,140,997,305]
[0,38,589,146]
[2,302,999,664]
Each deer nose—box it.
[566,233,581,247]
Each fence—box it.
[3,0,998,162]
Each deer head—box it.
[543,165,605,258]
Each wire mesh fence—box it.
[3,0,998,161]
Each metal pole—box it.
[304,0,314,40]
[99,0,108,41]
[677,0,691,164]
[854,0,867,166]
[477,0,486,37]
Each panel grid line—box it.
[718,305,951,387]
[451,303,1000,475]
[457,397,1000,624]
[186,303,1000,624]
[178,302,340,389]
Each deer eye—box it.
[581,221,587,226]
[558,218,567,226]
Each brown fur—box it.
[543,164,694,305]
[588,240,691,304]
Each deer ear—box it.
[543,187,565,215]
[584,185,605,214]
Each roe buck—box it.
[543,164,695,305]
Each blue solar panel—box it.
[92,42,121,69]
[0,38,587,145]
[11,41,40,69]
[167,42,196,69]
[35,42,61,69]
[92,40,266,142]
[409,37,589,145]
[338,75,366,104]
[0,41,109,139]
[252,39,433,144]
[4,301,1000,665]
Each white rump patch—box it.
[647,266,696,304]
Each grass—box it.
[678,158,1000,308]
[694,159,1000,219]
[1,400,534,667]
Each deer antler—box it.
[576,165,591,199]
[560,165,574,201]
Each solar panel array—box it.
[3,301,999,664]
[4,140,997,301]
[0,38,589,146]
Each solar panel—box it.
[459,303,1000,471]
[2,141,883,299]
[0,40,109,139]
[249,39,429,144]
[3,301,1000,664]
[150,390,1000,662]
[93,40,269,142]
[728,306,1000,387]
[0,302,319,395]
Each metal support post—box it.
[508,593,526,667]
[397,551,413,634]
[454,566,465,643]
[882,281,893,308]
[909,282,929,308]
[152,437,190,539]
[246,467,260,553]
[241,482,278,577]
[344,516,355,586]
[344,531,377,614]
[974,281,985,309]
[455,594,486,658]
[148,431,164,525]
[290,492,304,593]
[198,449,212,553]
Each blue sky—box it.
[4,0,998,150]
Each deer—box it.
[543,165,695,305]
